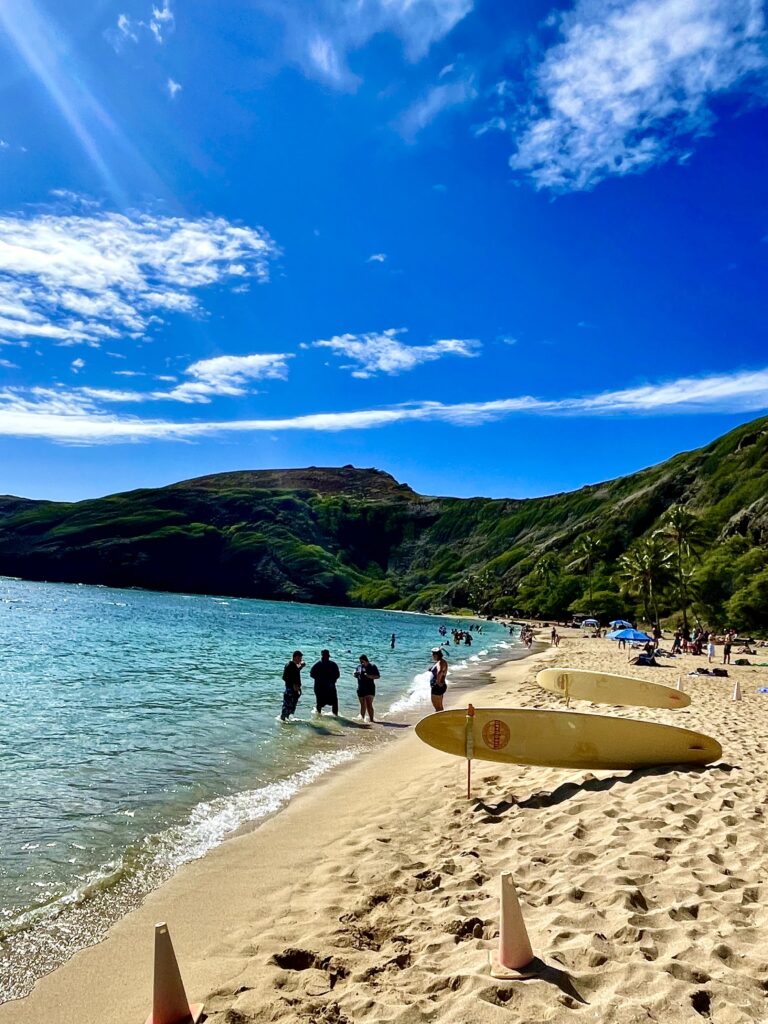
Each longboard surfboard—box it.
[415,708,720,769]
[536,668,690,710]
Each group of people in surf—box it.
[280,645,449,724]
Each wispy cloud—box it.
[113,1,174,48]
[0,205,277,348]
[0,358,18,369]
[508,0,768,191]
[366,253,387,263]
[70,358,85,373]
[312,328,481,378]
[398,76,477,139]
[258,0,473,88]
[149,1,174,42]
[82,353,292,405]
[116,13,137,43]
[1,367,767,443]
[167,78,182,99]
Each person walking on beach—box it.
[429,647,448,712]
[281,650,304,721]
[354,655,380,723]
[310,649,340,716]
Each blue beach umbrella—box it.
[606,628,652,642]
[609,619,632,628]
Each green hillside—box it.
[1,418,766,630]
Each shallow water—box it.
[0,577,515,999]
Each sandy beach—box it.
[3,631,768,1024]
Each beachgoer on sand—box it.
[354,655,380,723]
[310,649,340,716]
[429,647,448,712]
[723,639,732,665]
[281,650,304,721]
[708,637,716,663]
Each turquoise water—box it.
[0,577,516,999]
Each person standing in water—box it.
[429,647,448,712]
[310,649,340,716]
[280,650,304,721]
[390,633,396,649]
[354,655,380,723]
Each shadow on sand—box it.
[473,762,738,817]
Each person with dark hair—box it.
[429,647,448,712]
[310,649,340,716]
[354,655,380,723]
[280,650,304,721]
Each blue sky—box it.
[0,0,766,501]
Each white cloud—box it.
[398,77,477,139]
[167,78,182,99]
[1,367,767,443]
[78,353,293,405]
[70,357,85,373]
[111,1,174,48]
[260,0,473,88]
[0,358,18,369]
[367,253,387,263]
[0,207,276,348]
[313,328,481,378]
[116,13,137,41]
[509,0,768,191]
[160,353,293,403]
[150,1,174,42]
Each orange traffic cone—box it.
[489,872,538,979]
[732,681,742,702]
[145,923,204,1024]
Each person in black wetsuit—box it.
[354,655,380,723]
[310,649,340,716]
[281,650,304,721]
[429,647,448,712]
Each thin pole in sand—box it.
[465,704,475,800]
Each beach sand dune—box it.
[2,635,768,1023]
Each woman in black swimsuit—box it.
[429,647,448,712]
[354,655,380,723]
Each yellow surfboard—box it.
[415,708,721,770]
[536,668,690,710]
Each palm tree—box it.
[534,551,561,586]
[570,535,602,615]
[657,504,705,632]
[617,536,673,624]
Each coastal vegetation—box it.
[0,416,766,631]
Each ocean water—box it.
[0,577,517,999]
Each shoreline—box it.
[0,644,542,1021]
[4,632,767,1023]
[0,634,526,1006]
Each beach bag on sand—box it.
[735,658,750,666]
